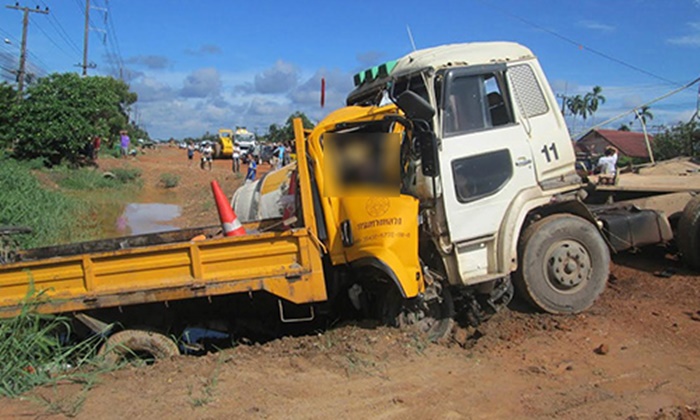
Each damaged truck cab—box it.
[344,42,611,316]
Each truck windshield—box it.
[348,72,431,108]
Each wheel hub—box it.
[546,240,591,290]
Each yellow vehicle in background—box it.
[214,128,234,158]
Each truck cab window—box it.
[443,72,513,137]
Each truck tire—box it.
[381,283,454,342]
[98,329,179,366]
[514,214,610,314]
[213,142,222,159]
[677,195,700,270]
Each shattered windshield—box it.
[349,72,431,107]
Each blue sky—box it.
[0,0,699,139]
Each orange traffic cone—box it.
[211,180,246,236]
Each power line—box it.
[36,0,82,56]
[474,0,680,86]
[29,15,79,61]
[572,76,700,138]
[104,0,124,79]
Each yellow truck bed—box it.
[0,226,326,318]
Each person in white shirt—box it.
[232,143,241,173]
[596,146,618,185]
[597,147,618,176]
[201,143,213,171]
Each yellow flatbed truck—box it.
[0,110,446,359]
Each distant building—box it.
[576,129,652,159]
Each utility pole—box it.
[81,0,89,75]
[5,3,49,94]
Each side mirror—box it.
[417,131,439,177]
[396,91,435,121]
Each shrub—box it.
[159,173,180,189]
[111,167,141,184]
[55,167,117,190]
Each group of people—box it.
[186,141,258,182]
[271,142,292,170]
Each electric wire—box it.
[474,0,680,86]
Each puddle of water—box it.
[116,203,182,236]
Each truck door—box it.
[438,65,537,279]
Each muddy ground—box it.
[1,146,699,419]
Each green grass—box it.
[0,288,105,398]
[0,157,142,249]
[0,159,82,249]
[159,173,180,189]
[53,166,142,191]
[111,167,142,184]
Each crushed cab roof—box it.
[391,41,534,75]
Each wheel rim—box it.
[544,239,591,292]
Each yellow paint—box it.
[259,164,295,195]
[0,104,425,318]
[0,229,326,318]
[299,104,425,298]
[217,129,234,156]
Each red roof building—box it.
[576,129,653,159]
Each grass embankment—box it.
[0,292,103,399]
[0,155,142,249]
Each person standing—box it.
[120,130,130,158]
[187,142,195,166]
[201,142,213,171]
[275,143,285,170]
[232,142,241,173]
[246,158,257,182]
[92,136,101,160]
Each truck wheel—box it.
[213,143,222,158]
[98,329,179,366]
[677,196,700,270]
[381,283,454,342]
[514,214,609,314]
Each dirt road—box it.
[1,146,699,419]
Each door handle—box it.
[515,157,532,167]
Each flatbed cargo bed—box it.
[0,223,326,318]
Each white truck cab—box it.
[347,42,608,314]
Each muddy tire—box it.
[514,214,610,314]
[98,329,179,366]
[213,142,222,159]
[677,196,700,270]
[382,283,454,342]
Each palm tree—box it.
[566,95,586,132]
[585,86,606,125]
[618,123,630,131]
[634,105,654,126]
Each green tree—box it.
[585,86,606,124]
[0,82,17,148]
[653,120,699,161]
[263,111,315,144]
[634,105,654,126]
[618,123,631,131]
[566,95,587,131]
[9,73,138,165]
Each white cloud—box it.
[577,20,615,33]
[180,68,222,98]
[125,55,171,70]
[184,44,222,56]
[253,60,299,94]
[668,21,700,46]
